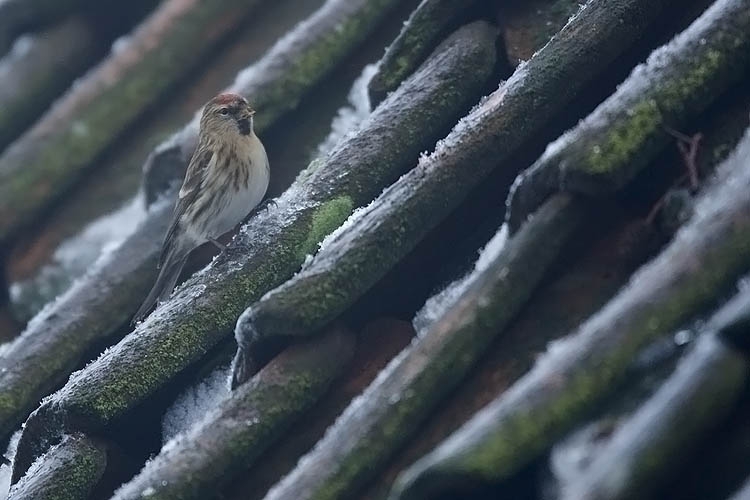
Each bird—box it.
[133,93,270,324]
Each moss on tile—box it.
[296,196,354,261]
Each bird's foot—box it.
[256,198,277,213]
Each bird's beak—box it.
[236,114,252,135]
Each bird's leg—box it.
[208,237,226,251]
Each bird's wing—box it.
[158,147,214,269]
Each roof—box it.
[1,0,750,499]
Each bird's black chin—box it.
[237,118,251,136]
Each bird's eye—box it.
[219,108,229,115]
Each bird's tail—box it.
[132,254,188,325]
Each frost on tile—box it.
[161,365,231,444]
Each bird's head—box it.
[200,93,256,140]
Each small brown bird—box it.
[133,93,269,323]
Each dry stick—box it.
[563,289,750,500]
[0,0,420,450]
[10,20,498,483]
[644,129,703,226]
[664,125,703,189]
[506,0,750,233]
[643,85,750,229]
[262,194,586,500]
[391,128,750,500]
[367,0,480,106]
[0,0,268,244]
[0,17,98,150]
[7,434,107,500]
[112,326,355,500]
[143,0,407,205]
